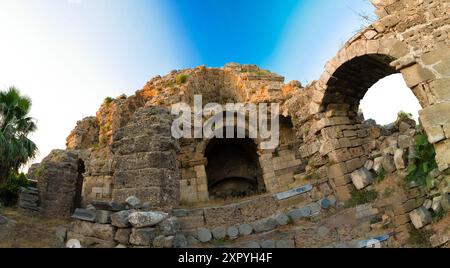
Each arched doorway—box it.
[204,137,264,199]
[316,52,428,201]
[360,73,422,125]
[73,159,85,211]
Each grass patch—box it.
[408,228,433,247]
[345,188,378,208]
[176,74,189,85]
[432,208,445,223]
[375,168,386,183]
[383,187,393,198]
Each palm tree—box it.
[0,87,37,184]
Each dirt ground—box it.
[0,207,69,248]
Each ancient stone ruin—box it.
[28,0,449,248]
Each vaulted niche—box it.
[205,138,264,199]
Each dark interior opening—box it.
[205,138,264,199]
[73,159,85,211]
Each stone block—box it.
[364,160,374,170]
[441,193,450,212]
[72,209,96,222]
[429,78,450,103]
[212,227,226,240]
[274,184,312,200]
[351,168,374,190]
[373,156,384,173]
[328,163,348,179]
[173,234,187,248]
[129,228,157,246]
[261,240,276,248]
[382,154,396,173]
[274,213,290,226]
[435,140,450,171]
[275,240,295,248]
[394,149,406,170]
[114,228,131,245]
[398,135,414,149]
[158,217,179,236]
[400,64,435,88]
[333,174,351,187]
[226,226,239,238]
[409,207,432,229]
[252,218,278,233]
[197,228,212,243]
[128,211,169,228]
[111,210,134,228]
[238,224,253,236]
[346,158,364,173]
[96,210,112,224]
[125,196,141,209]
[91,200,126,212]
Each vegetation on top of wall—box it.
[397,110,413,121]
[405,129,438,189]
[103,96,114,105]
[345,188,378,208]
[0,172,31,207]
[255,70,270,76]
[176,74,189,85]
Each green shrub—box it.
[408,228,433,247]
[405,130,437,189]
[432,208,445,223]
[345,188,378,208]
[375,168,386,183]
[103,97,114,105]
[0,172,31,206]
[397,110,413,122]
[176,74,189,85]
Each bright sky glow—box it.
[0,0,421,168]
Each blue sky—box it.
[0,0,420,166]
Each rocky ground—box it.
[0,207,69,248]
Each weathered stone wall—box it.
[66,116,99,150]
[33,150,83,217]
[111,106,181,210]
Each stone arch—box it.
[306,33,449,200]
[204,137,265,199]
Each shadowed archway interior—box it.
[204,137,264,199]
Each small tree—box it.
[0,87,37,184]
